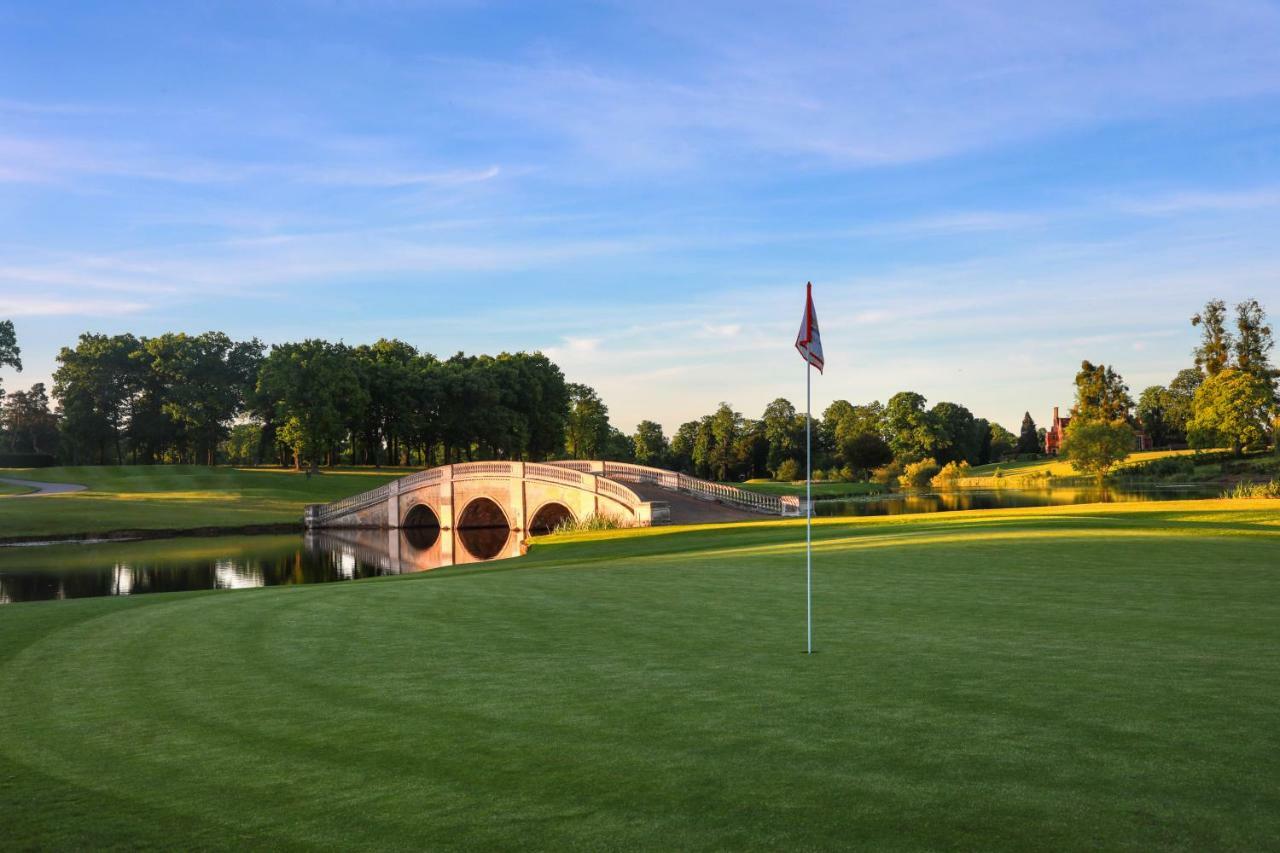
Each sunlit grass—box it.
[0,465,404,539]
[1,500,1277,849]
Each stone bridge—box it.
[305,461,803,539]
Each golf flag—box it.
[795,282,824,373]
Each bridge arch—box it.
[528,501,575,536]
[401,503,441,550]
[457,495,511,530]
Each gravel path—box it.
[0,477,88,497]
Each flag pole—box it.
[806,354,813,655]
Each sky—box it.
[2,0,1280,434]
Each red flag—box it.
[794,282,824,373]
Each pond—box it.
[810,483,1223,517]
[1,484,1224,605]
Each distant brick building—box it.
[1045,407,1070,455]
[1045,406,1154,455]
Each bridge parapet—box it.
[551,461,802,516]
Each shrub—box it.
[1223,480,1280,499]
[992,466,1002,479]
[872,460,905,487]
[900,458,941,489]
[811,468,827,482]
[774,459,801,482]
[930,460,970,488]
[553,513,630,533]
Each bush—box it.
[872,460,905,487]
[900,458,941,489]
[1121,456,1195,479]
[774,459,801,482]
[811,468,827,482]
[1223,480,1280,499]
[553,513,631,533]
[930,460,970,488]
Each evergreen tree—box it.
[1016,412,1039,454]
[1192,299,1234,377]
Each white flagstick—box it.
[806,357,813,654]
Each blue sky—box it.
[3,0,1280,433]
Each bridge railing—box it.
[551,460,801,516]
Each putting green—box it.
[2,501,1278,850]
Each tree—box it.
[990,423,1017,461]
[144,332,264,465]
[632,420,669,467]
[706,403,743,481]
[1165,368,1203,443]
[1234,298,1275,387]
[929,401,977,464]
[885,391,934,462]
[2,383,57,455]
[1016,412,1039,454]
[1187,368,1274,456]
[760,398,802,476]
[1073,360,1133,423]
[841,431,892,476]
[565,384,612,460]
[669,420,699,473]
[53,333,143,464]
[256,340,364,471]
[1192,299,1234,377]
[0,319,20,403]
[1136,386,1173,448]
[1062,420,1133,480]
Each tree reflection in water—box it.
[0,524,524,605]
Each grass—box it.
[964,448,1201,481]
[734,479,885,498]
[0,482,35,496]
[0,465,407,540]
[2,500,1278,850]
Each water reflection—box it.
[813,484,1221,517]
[0,525,524,605]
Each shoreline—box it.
[0,522,303,547]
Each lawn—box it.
[962,448,1214,484]
[0,482,35,496]
[0,465,408,540]
[1,500,1277,850]
[733,479,885,498]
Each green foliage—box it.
[565,383,612,460]
[990,422,1017,461]
[221,423,263,466]
[1188,368,1275,456]
[1232,298,1274,382]
[1016,412,1039,454]
[775,458,801,482]
[631,420,669,467]
[1073,360,1134,423]
[1,382,57,456]
[0,319,20,402]
[899,457,941,488]
[1192,299,1233,377]
[1063,419,1133,478]
[257,340,366,470]
[885,391,934,461]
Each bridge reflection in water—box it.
[305,521,524,575]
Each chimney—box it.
[1053,406,1059,423]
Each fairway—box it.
[2,501,1278,850]
[0,466,410,540]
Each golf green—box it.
[1,501,1277,850]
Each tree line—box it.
[0,296,1273,479]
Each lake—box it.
[1,484,1223,604]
